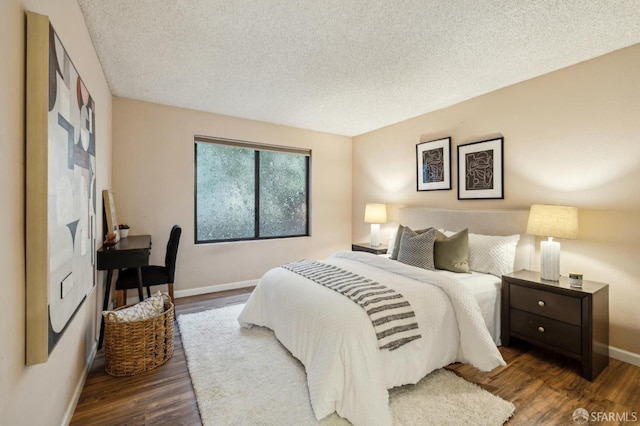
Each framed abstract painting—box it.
[416,137,451,191]
[457,137,504,200]
[26,12,97,364]
[102,190,120,242]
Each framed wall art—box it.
[26,12,97,364]
[416,137,451,191]
[102,190,120,242]
[457,137,503,200]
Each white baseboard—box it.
[62,341,98,426]
[609,345,640,367]
[121,280,257,306]
[174,280,258,299]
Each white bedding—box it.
[438,270,502,344]
[238,251,505,426]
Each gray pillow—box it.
[397,227,436,270]
[391,225,432,260]
[434,229,470,273]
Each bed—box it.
[238,208,532,425]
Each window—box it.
[195,137,310,243]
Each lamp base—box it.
[370,223,381,247]
[540,239,560,281]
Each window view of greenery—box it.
[195,141,309,243]
[259,151,308,237]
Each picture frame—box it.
[26,12,97,364]
[416,137,451,191]
[102,190,120,242]
[457,137,504,200]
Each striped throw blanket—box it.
[281,260,422,351]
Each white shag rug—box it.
[178,303,515,426]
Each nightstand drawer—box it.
[510,284,581,326]
[511,308,582,354]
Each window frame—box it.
[194,136,311,244]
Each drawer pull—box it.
[538,326,545,333]
[538,300,545,307]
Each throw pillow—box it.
[468,233,520,277]
[397,227,436,270]
[390,225,404,259]
[434,229,470,273]
[391,224,433,260]
[387,227,398,257]
[103,292,166,322]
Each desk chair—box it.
[115,225,181,307]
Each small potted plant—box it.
[118,224,130,238]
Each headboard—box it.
[398,207,534,272]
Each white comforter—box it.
[238,251,505,425]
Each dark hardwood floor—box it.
[71,289,640,425]
[70,289,252,426]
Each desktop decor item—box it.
[118,224,130,238]
[569,272,584,288]
[25,12,97,364]
[526,204,579,281]
[457,137,504,200]
[416,137,451,191]
[364,204,387,247]
[103,190,120,242]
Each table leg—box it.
[136,267,144,302]
[98,269,114,350]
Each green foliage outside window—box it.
[195,140,309,243]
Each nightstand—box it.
[501,270,609,380]
[351,242,388,255]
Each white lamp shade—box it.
[526,204,578,239]
[364,204,387,224]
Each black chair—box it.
[115,225,182,306]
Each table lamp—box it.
[526,204,578,281]
[364,204,387,247]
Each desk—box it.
[96,235,151,348]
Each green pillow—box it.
[434,229,470,273]
[390,225,404,259]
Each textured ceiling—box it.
[77,1,640,136]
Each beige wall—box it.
[353,44,640,355]
[2,1,637,421]
[0,0,112,424]
[112,97,352,292]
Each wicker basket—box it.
[103,299,175,376]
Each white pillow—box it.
[103,292,167,322]
[468,233,520,277]
[387,228,398,256]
